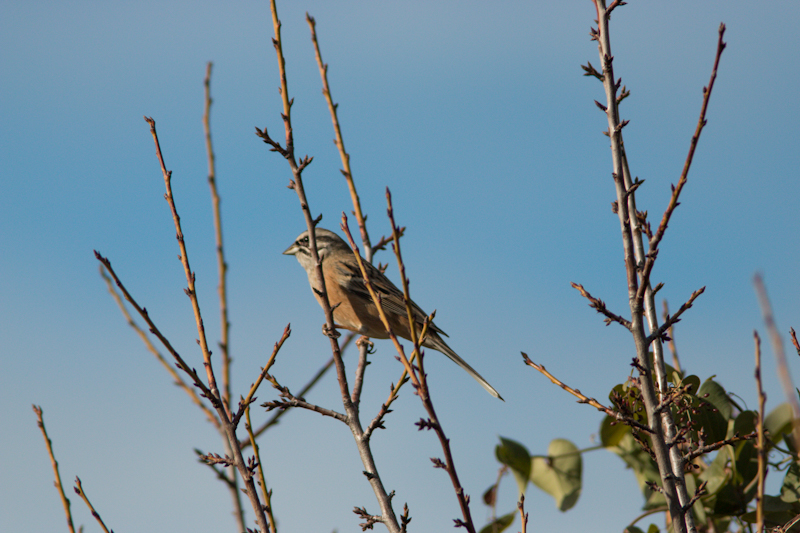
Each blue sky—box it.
[2,1,799,532]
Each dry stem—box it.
[202,63,243,529]
[246,407,277,533]
[754,331,766,532]
[73,477,111,533]
[33,406,76,533]
[203,61,232,411]
[99,266,219,428]
[522,353,652,434]
[306,13,371,258]
[144,116,223,412]
[260,3,400,529]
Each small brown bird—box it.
[284,227,502,400]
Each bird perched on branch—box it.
[283,227,502,400]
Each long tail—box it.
[426,334,503,401]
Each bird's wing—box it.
[339,260,447,336]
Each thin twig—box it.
[94,252,215,401]
[357,190,477,532]
[241,332,356,448]
[33,406,76,533]
[647,287,705,344]
[340,216,420,389]
[144,116,223,412]
[518,494,528,533]
[589,4,719,530]
[662,300,682,373]
[261,375,349,423]
[73,477,112,533]
[571,282,632,329]
[754,331,766,532]
[233,324,292,426]
[306,13,376,409]
[262,4,400,530]
[140,116,270,532]
[203,61,232,412]
[778,513,800,533]
[99,266,220,428]
[351,337,371,405]
[522,353,652,433]
[246,407,277,533]
[682,432,757,462]
[754,274,800,458]
[306,13,371,258]
[202,62,244,531]
[639,24,726,289]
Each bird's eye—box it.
[300,237,309,246]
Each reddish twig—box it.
[522,353,651,433]
[571,282,631,329]
[144,116,223,412]
[639,24,726,291]
[74,477,112,533]
[33,406,76,533]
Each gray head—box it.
[283,227,351,271]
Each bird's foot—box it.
[322,323,341,339]
[356,336,375,354]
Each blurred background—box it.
[2,1,798,531]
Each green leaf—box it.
[698,443,732,498]
[697,378,732,421]
[623,527,645,533]
[496,437,531,495]
[732,410,757,437]
[681,375,702,396]
[781,461,800,503]
[765,403,795,443]
[529,439,582,511]
[479,511,516,533]
[689,390,728,444]
[608,432,663,507]
[600,413,630,448]
[734,440,759,489]
[741,495,800,529]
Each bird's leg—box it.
[356,336,375,354]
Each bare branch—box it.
[33,406,76,533]
[571,282,632,329]
[203,61,233,413]
[143,116,223,412]
[241,332,356,448]
[73,477,112,533]
[99,266,220,428]
[640,24,726,288]
[754,274,800,457]
[522,353,652,433]
[94,251,215,402]
[647,287,705,344]
[233,324,292,427]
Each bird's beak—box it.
[283,243,297,256]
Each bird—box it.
[283,227,502,400]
